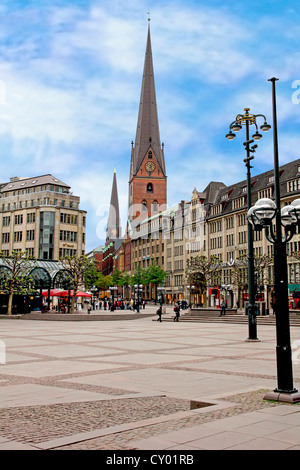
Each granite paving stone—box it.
[0,307,300,450]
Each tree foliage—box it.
[59,255,95,313]
[143,259,167,286]
[231,253,273,291]
[186,255,222,293]
[0,251,35,315]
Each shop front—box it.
[288,284,300,309]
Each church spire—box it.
[130,21,165,177]
[106,169,120,241]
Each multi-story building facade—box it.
[203,158,300,309]
[164,184,224,304]
[0,174,86,260]
[159,160,300,309]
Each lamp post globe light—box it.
[226,108,271,341]
[247,78,300,403]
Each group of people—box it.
[156,300,183,322]
[86,298,146,313]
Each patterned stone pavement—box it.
[0,306,300,450]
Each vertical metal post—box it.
[245,118,258,341]
[268,78,296,394]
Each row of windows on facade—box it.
[206,240,300,263]
[2,213,85,227]
[2,231,35,243]
[209,214,247,233]
[1,198,78,211]
[131,238,164,249]
[210,181,300,216]
[132,257,162,270]
[0,247,84,259]
[1,185,70,197]
[134,197,299,240]
[133,243,164,258]
[1,230,85,244]
[60,231,85,243]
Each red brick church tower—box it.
[128,21,167,222]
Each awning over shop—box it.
[288,284,300,292]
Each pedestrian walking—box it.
[173,304,180,321]
[87,303,91,314]
[156,306,162,322]
[220,298,226,316]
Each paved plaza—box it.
[0,305,300,450]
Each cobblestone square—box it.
[0,308,300,450]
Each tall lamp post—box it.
[226,108,271,340]
[247,78,300,403]
[109,286,117,311]
[91,285,97,310]
[157,286,165,305]
[134,284,143,312]
[187,285,195,307]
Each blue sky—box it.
[0,0,299,252]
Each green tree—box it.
[0,251,35,315]
[132,264,146,285]
[119,272,133,299]
[111,268,123,287]
[143,259,167,303]
[95,273,113,292]
[59,254,95,314]
[231,253,273,305]
[185,255,222,306]
[84,261,99,290]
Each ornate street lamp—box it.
[247,78,300,403]
[226,108,271,341]
[134,284,143,312]
[91,285,98,310]
[187,285,195,307]
[157,286,165,305]
[109,286,117,311]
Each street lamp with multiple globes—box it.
[187,285,195,307]
[226,108,271,341]
[134,284,143,312]
[157,286,165,305]
[247,78,300,403]
[109,286,118,311]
